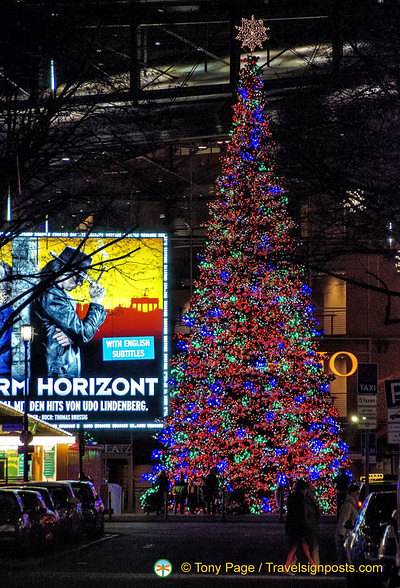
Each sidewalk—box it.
[106,512,336,524]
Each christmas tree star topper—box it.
[236,15,270,52]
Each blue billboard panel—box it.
[102,336,155,361]
[0,232,168,430]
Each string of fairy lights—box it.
[142,29,348,514]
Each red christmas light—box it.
[152,55,348,513]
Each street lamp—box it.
[20,324,33,482]
[349,414,371,497]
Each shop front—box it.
[0,401,75,484]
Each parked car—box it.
[357,477,397,509]
[0,488,32,555]
[5,485,60,520]
[61,480,104,537]
[21,481,83,540]
[13,489,59,552]
[377,509,399,587]
[345,491,397,587]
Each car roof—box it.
[3,487,42,495]
[17,488,43,494]
[0,489,24,506]
[362,481,397,488]
[21,481,76,496]
[15,488,41,493]
[22,481,71,486]
[61,480,95,487]
[359,481,397,498]
[15,488,46,502]
[6,485,58,507]
[9,484,50,491]
[5,485,53,498]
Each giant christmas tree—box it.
[150,20,348,513]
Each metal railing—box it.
[316,308,346,335]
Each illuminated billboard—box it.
[0,232,168,431]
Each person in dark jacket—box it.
[187,478,199,514]
[284,479,316,569]
[202,467,219,515]
[334,467,351,519]
[0,262,12,377]
[31,247,107,378]
[173,473,187,514]
[154,470,169,514]
[304,482,320,565]
[275,474,288,520]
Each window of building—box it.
[313,274,346,335]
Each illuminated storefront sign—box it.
[317,351,359,377]
[0,233,168,430]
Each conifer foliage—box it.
[154,56,348,512]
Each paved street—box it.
[1,515,348,588]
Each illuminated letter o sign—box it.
[329,352,358,377]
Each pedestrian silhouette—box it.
[202,467,219,515]
[304,482,320,565]
[284,479,316,570]
[335,483,359,563]
[333,467,351,519]
[173,473,187,514]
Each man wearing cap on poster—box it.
[31,246,107,379]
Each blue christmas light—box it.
[277,473,287,485]
[309,440,323,453]
[309,467,321,481]
[216,460,228,473]
[262,497,272,512]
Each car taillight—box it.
[358,501,363,508]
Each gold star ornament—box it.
[236,15,270,52]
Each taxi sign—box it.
[359,473,384,483]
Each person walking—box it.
[187,478,199,514]
[284,479,316,570]
[202,467,219,515]
[335,483,360,563]
[275,474,288,520]
[304,482,320,565]
[154,470,169,514]
[173,473,187,514]
[334,467,351,519]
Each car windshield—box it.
[359,481,397,503]
[364,492,397,526]
[0,493,20,521]
[72,485,95,502]
[28,488,55,511]
[369,482,397,494]
[47,487,70,507]
[19,492,41,512]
